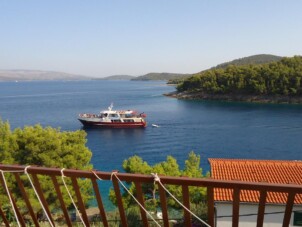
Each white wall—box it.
[215,202,302,227]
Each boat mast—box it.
[108,103,113,111]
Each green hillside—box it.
[175,56,302,101]
[97,75,136,80]
[211,54,282,70]
[168,54,283,84]
[132,72,190,81]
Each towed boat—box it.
[78,104,147,128]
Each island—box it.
[131,72,190,81]
[95,75,136,80]
[165,56,302,104]
[0,70,91,81]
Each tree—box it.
[177,56,302,98]
[109,151,208,210]
[0,119,17,164]
[122,155,152,174]
[0,121,93,215]
[182,151,208,203]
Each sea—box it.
[1,80,302,209]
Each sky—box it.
[0,1,302,77]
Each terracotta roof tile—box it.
[208,158,302,204]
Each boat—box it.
[78,104,147,128]
[152,124,160,128]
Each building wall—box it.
[215,203,302,227]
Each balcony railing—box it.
[0,164,301,227]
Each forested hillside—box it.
[132,72,190,81]
[211,54,282,70]
[167,54,282,84]
[177,56,302,97]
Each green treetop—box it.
[0,119,93,215]
[109,151,208,211]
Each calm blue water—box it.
[1,80,302,209]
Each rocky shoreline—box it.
[164,91,302,104]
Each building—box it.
[209,158,302,227]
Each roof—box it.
[208,158,302,204]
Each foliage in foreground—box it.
[0,119,93,215]
[109,151,209,213]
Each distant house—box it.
[209,159,302,227]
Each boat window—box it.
[111,119,121,123]
[124,119,134,123]
[109,114,118,118]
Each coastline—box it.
[164,91,302,104]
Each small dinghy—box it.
[152,124,160,128]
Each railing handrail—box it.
[0,163,301,227]
[0,163,301,193]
